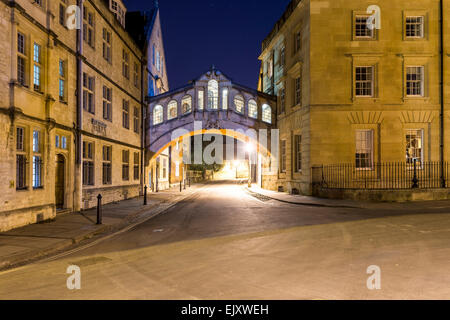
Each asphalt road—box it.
[0,181,450,299]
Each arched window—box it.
[182,95,192,114]
[234,95,244,113]
[248,99,258,119]
[168,100,178,120]
[262,104,272,123]
[208,80,218,109]
[222,88,228,109]
[153,105,163,125]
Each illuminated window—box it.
[234,95,244,113]
[262,104,272,123]
[168,100,178,120]
[208,80,219,109]
[153,105,163,125]
[222,88,228,109]
[406,129,424,165]
[33,43,42,91]
[248,99,258,119]
[355,130,373,169]
[182,95,192,114]
[198,90,204,110]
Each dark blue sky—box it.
[124,0,291,90]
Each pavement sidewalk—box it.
[0,184,203,271]
[246,184,450,211]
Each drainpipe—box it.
[440,0,446,187]
[74,0,84,211]
[140,58,146,195]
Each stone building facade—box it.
[0,0,157,232]
[259,0,450,195]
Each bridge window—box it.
[222,88,228,109]
[262,104,272,123]
[198,90,204,110]
[248,99,258,119]
[153,105,163,125]
[168,100,178,120]
[182,95,192,114]
[234,95,244,113]
[208,80,219,109]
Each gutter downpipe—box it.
[75,0,84,211]
[440,0,446,188]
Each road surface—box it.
[0,181,449,299]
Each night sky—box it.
[124,0,291,90]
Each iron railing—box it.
[312,161,449,190]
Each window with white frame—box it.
[355,130,373,169]
[354,16,374,38]
[248,99,258,119]
[153,105,163,125]
[406,16,424,38]
[222,88,228,109]
[208,80,219,109]
[355,66,374,97]
[406,129,423,165]
[234,95,244,113]
[406,66,424,96]
[133,152,139,180]
[262,104,272,124]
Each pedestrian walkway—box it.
[0,184,203,271]
[247,184,450,211]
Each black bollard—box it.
[97,194,102,225]
[180,180,182,192]
[189,177,191,187]
[144,185,148,205]
[184,179,186,190]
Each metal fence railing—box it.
[312,161,449,190]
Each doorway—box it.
[55,154,65,209]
